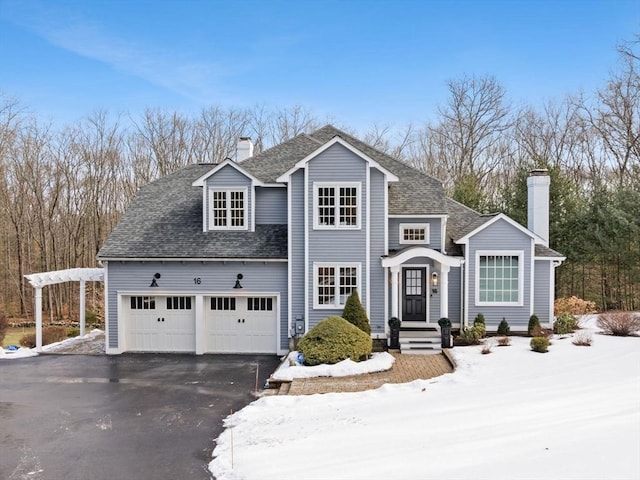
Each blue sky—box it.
[0,0,638,133]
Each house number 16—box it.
[193,277,202,285]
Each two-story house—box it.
[97,125,564,355]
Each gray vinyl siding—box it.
[204,165,253,230]
[534,259,552,324]
[388,217,442,251]
[369,169,386,333]
[105,260,287,349]
[307,144,368,328]
[290,170,305,332]
[466,218,533,330]
[447,266,462,325]
[255,187,287,224]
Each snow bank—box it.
[271,351,395,381]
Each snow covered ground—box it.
[210,316,640,480]
[0,329,105,359]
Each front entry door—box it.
[402,267,427,321]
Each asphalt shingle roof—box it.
[98,164,287,259]
[99,124,561,260]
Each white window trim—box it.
[475,250,524,307]
[399,223,430,245]
[313,262,361,309]
[208,187,248,231]
[313,182,361,230]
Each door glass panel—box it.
[405,270,422,296]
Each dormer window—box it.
[313,182,360,229]
[209,188,247,230]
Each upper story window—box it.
[475,251,523,306]
[399,223,430,245]
[314,182,360,229]
[209,188,247,230]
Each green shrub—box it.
[457,325,484,345]
[474,313,485,326]
[554,313,579,334]
[342,290,371,335]
[20,326,68,348]
[528,315,541,336]
[497,318,510,335]
[530,336,549,353]
[0,313,8,344]
[597,311,640,336]
[298,316,372,366]
[67,327,80,337]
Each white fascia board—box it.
[276,136,399,183]
[534,256,567,262]
[455,213,544,245]
[98,257,287,263]
[191,159,266,187]
[388,214,448,219]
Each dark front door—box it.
[402,267,427,321]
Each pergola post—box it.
[79,279,86,337]
[35,286,43,352]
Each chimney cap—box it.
[529,168,549,176]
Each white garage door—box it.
[205,296,277,353]
[125,295,196,352]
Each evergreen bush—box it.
[530,336,549,353]
[342,289,371,335]
[554,313,579,334]
[297,316,372,366]
[474,313,485,326]
[497,318,510,335]
[528,315,541,336]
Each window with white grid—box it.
[476,251,523,306]
[314,183,360,229]
[399,223,430,245]
[314,263,360,308]
[209,188,247,230]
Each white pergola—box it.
[24,268,105,352]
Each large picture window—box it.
[314,263,359,308]
[476,251,523,306]
[209,188,246,230]
[314,182,360,229]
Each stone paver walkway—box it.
[288,352,453,395]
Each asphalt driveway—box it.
[0,353,281,480]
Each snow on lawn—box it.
[210,320,640,480]
[271,351,395,381]
[0,329,104,359]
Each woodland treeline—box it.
[1,39,638,321]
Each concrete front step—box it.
[400,336,443,354]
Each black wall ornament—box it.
[150,273,161,287]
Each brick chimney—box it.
[236,137,254,162]
[527,169,550,247]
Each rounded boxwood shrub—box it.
[497,318,510,335]
[297,316,372,366]
[530,336,549,353]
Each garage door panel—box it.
[205,296,277,354]
[125,296,195,352]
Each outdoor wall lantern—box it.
[150,272,161,287]
[233,273,243,289]
[431,271,439,293]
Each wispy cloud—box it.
[0,0,225,102]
